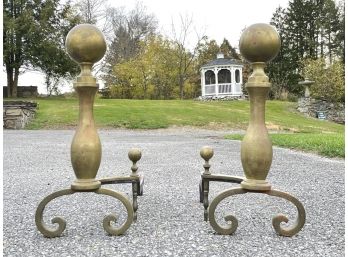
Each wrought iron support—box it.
[35,24,144,238]
[199,23,306,237]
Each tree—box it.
[103,2,157,88]
[267,0,344,99]
[268,6,301,98]
[333,0,345,63]
[301,58,344,102]
[318,0,341,64]
[31,5,81,95]
[110,35,177,99]
[73,0,105,24]
[3,0,80,97]
[171,14,205,99]
[37,39,80,96]
[219,38,240,60]
[195,38,220,68]
[72,0,114,39]
[143,36,177,99]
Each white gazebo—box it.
[200,53,243,97]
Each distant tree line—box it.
[268,0,344,102]
[3,0,240,99]
[99,5,241,100]
[3,0,344,102]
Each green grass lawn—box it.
[8,97,344,158]
[225,133,344,158]
[22,98,343,132]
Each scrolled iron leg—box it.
[35,189,75,238]
[95,188,134,236]
[208,187,246,235]
[208,187,305,236]
[266,189,306,237]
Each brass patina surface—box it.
[239,23,280,63]
[95,188,134,235]
[35,24,144,237]
[199,23,305,237]
[35,188,134,237]
[65,24,106,64]
[208,188,306,236]
[66,24,106,191]
[35,189,75,237]
[239,24,281,191]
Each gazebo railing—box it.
[205,85,216,95]
[218,83,232,94]
[204,83,242,96]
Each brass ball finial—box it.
[65,24,106,64]
[239,23,281,63]
[128,148,142,163]
[200,146,214,162]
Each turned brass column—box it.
[65,24,106,191]
[239,23,280,191]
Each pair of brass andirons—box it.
[35,23,306,238]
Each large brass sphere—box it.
[65,24,106,64]
[239,23,280,63]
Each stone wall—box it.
[297,97,345,124]
[3,101,38,129]
[3,86,38,98]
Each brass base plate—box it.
[71,179,101,191]
[241,179,271,191]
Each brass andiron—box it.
[199,23,306,236]
[35,24,144,237]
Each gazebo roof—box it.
[201,58,243,68]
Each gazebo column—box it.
[214,68,218,96]
[237,68,243,94]
[201,70,205,96]
[230,68,234,95]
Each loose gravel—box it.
[3,129,345,257]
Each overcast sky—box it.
[2,0,290,94]
[118,0,289,47]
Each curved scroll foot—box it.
[35,189,75,238]
[266,189,306,237]
[208,187,305,236]
[208,188,247,235]
[95,188,134,236]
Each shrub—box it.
[301,58,344,102]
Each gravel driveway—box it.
[3,129,345,257]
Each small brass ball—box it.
[128,148,142,163]
[200,146,214,161]
[239,23,281,63]
[65,24,106,64]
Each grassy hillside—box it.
[22,98,343,134]
[226,133,344,158]
[9,98,343,158]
